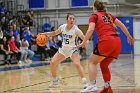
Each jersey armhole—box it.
[93,14,98,23]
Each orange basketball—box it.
[36,34,48,46]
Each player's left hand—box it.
[76,41,88,48]
[127,35,134,45]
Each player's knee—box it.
[100,58,113,69]
[50,61,56,66]
[89,59,99,65]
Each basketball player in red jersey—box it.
[77,0,134,93]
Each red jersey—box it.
[89,12,117,39]
[8,40,17,52]
[89,12,121,59]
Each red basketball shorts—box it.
[93,35,121,59]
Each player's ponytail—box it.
[94,0,106,12]
[94,0,113,24]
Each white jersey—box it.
[58,24,83,47]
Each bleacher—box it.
[0,0,60,65]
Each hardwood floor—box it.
[0,55,139,93]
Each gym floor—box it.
[0,55,140,93]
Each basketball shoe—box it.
[83,83,89,89]
[48,78,60,88]
[99,86,113,93]
[82,78,88,89]
[80,84,98,92]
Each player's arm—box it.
[77,22,95,48]
[82,22,95,44]
[78,34,84,40]
[81,14,97,44]
[78,34,89,47]
[41,29,61,37]
[114,19,134,45]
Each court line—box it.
[2,66,135,93]
[1,73,88,93]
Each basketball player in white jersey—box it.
[41,13,88,88]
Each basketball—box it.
[36,34,48,46]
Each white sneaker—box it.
[18,60,23,67]
[27,59,32,64]
[82,78,88,89]
[80,84,98,92]
[24,60,28,63]
[83,83,89,89]
[48,78,60,88]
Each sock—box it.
[105,82,110,88]
[90,80,96,85]
[52,77,59,81]
[82,77,87,84]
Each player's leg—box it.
[99,37,121,93]
[50,52,65,77]
[81,54,105,92]
[71,53,88,89]
[99,58,114,93]
[71,53,85,78]
[48,52,65,88]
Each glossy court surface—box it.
[0,55,140,93]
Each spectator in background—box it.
[20,38,34,64]
[0,2,7,18]
[8,16,17,31]
[8,36,21,65]
[0,36,12,64]
[22,10,34,27]
[42,23,51,32]
[16,11,23,26]
[51,26,62,47]
[38,43,55,61]
[15,35,28,65]
[8,16,20,39]
[51,26,55,31]
[21,27,36,48]
[13,28,19,38]
[1,14,9,35]
[28,10,35,25]
[0,28,3,39]
[6,30,14,41]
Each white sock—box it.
[52,77,58,81]
[90,80,96,85]
[105,82,110,88]
[82,77,87,84]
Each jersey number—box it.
[102,16,110,23]
[64,39,69,44]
